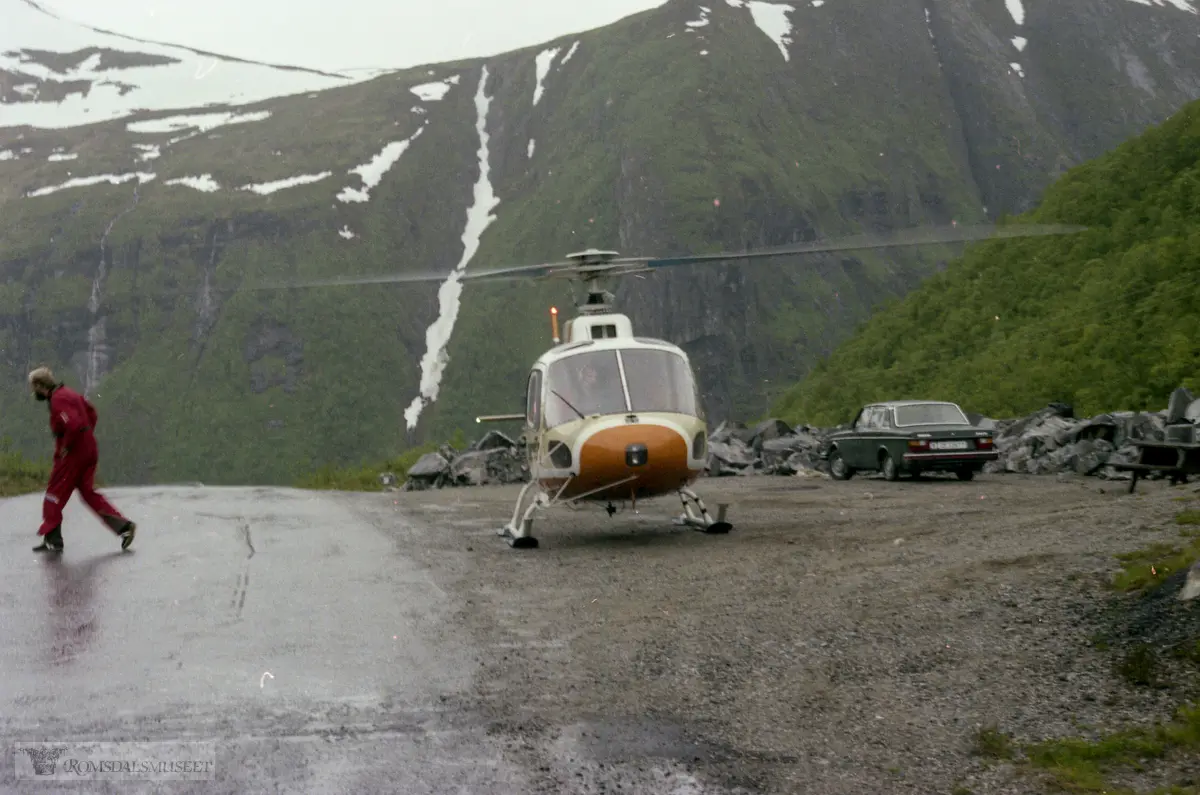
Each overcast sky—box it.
[38,0,671,73]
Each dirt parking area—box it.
[361,472,1200,794]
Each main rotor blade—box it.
[243,260,572,290]
[227,221,1085,292]
[636,223,1087,269]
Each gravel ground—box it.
[346,472,1200,794]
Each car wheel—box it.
[956,467,975,481]
[881,451,899,481]
[829,449,854,480]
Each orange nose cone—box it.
[571,424,694,501]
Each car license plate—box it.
[931,440,969,450]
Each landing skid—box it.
[673,486,733,534]
[498,479,548,549]
[496,478,732,547]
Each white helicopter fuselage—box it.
[521,311,709,504]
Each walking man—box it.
[28,367,136,553]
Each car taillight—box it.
[977,437,994,450]
[907,439,929,451]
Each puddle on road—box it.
[536,716,751,793]
[551,716,709,763]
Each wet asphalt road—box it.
[0,486,531,794]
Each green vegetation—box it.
[975,522,1200,793]
[1021,703,1200,792]
[295,441,438,491]
[294,428,468,490]
[0,441,50,498]
[972,725,1015,760]
[1111,513,1200,594]
[774,98,1200,426]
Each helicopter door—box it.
[526,369,543,430]
[525,368,543,468]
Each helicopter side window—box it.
[544,350,626,428]
[526,369,543,429]
[619,349,699,417]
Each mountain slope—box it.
[772,96,1200,425]
[2,0,1200,485]
[0,0,369,130]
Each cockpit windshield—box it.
[619,349,699,416]
[542,348,701,429]
[544,350,626,428]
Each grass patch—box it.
[979,704,1200,793]
[973,725,1016,760]
[1118,643,1163,688]
[1111,514,1200,594]
[1022,702,1200,792]
[978,529,1200,793]
[0,444,50,498]
[295,442,440,491]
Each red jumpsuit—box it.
[38,385,129,537]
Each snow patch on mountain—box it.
[561,41,581,65]
[0,0,356,130]
[126,110,272,135]
[410,75,460,101]
[133,143,161,161]
[1012,36,1027,51]
[687,7,711,28]
[528,139,536,158]
[405,66,500,431]
[533,47,560,105]
[725,0,795,61]
[1125,0,1196,11]
[1006,0,1025,25]
[336,123,427,203]
[24,171,157,198]
[240,172,332,195]
[165,174,220,192]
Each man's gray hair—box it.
[28,366,57,390]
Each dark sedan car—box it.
[821,400,997,481]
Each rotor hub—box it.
[564,248,621,267]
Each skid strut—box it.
[498,479,555,548]
[674,486,733,534]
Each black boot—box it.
[33,526,63,552]
[102,515,136,550]
[119,520,136,550]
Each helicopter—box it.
[251,221,1086,548]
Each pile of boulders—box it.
[983,388,1199,479]
[389,388,1200,490]
[983,404,1164,479]
[705,418,835,477]
[393,430,530,491]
